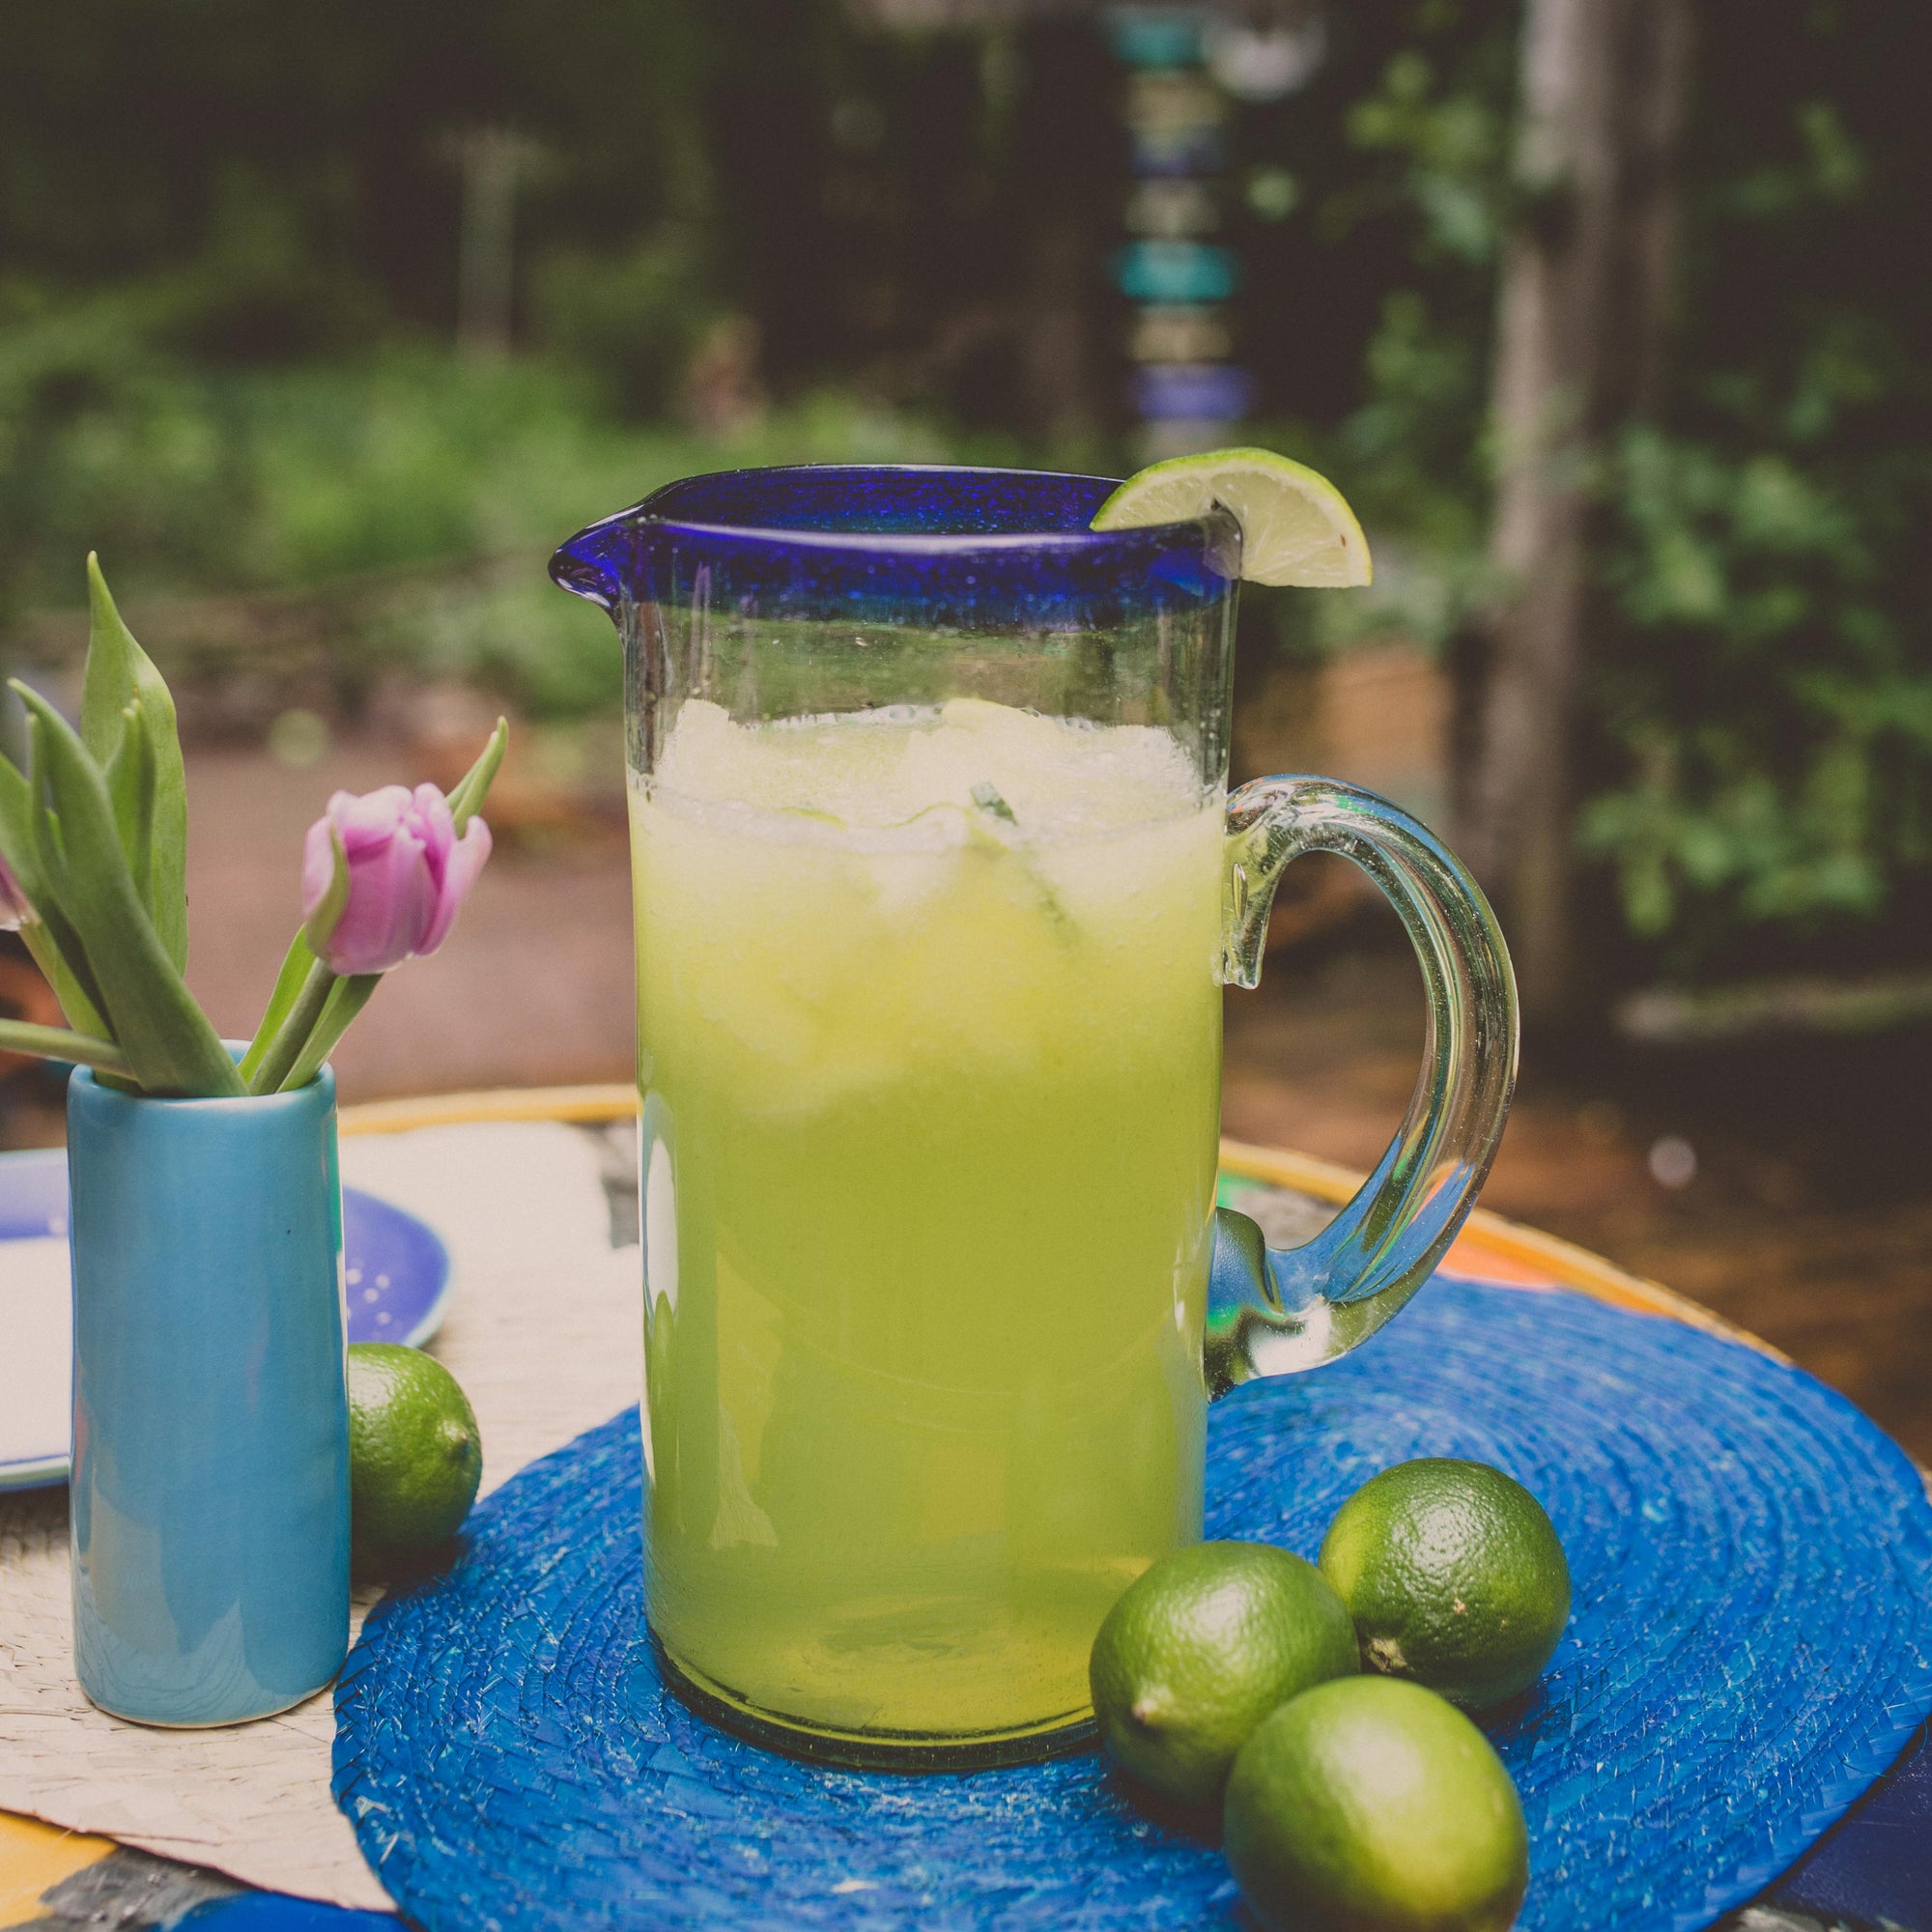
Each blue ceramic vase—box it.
[67,1062,351,1726]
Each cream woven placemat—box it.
[0,1120,643,1910]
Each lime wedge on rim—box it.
[1092,447,1373,588]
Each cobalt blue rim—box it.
[548,463,1240,618]
[581,463,1200,549]
[610,523,1162,555]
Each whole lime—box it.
[1224,1676,1528,1932]
[1089,1540,1358,1806]
[1320,1459,1570,1709]
[347,1343,483,1575]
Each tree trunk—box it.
[1454,0,1692,1026]
[450,128,543,363]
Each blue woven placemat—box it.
[332,1278,1932,1932]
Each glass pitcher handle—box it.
[1207,776,1519,1397]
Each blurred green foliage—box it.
[1578,50,1932,979]
[0,0,1926,977]
[0,314,945,717]
[1281,1,1932,980]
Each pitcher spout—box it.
[549,513,639,611]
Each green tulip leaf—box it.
[13,686,238,1096]
[16,922,113,1040]
[0,1019,132,1078]
[0,752,49,909]
[0,747,112,1036]
[103,698,156,910]
[81,555,189,972]
[447,717,509,832]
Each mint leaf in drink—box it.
[970,781,1017,824]
[964,781,1075,932]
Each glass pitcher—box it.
[551,465,1516,1769]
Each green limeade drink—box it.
[633,695,1225,1748]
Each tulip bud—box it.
[300,783,492,977]
[0,850,30,932]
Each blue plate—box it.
[0,1148,451,1493]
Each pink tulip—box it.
[301,784,492,977]
[0,851,28,932]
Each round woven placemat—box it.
[332,1278,1932,1932]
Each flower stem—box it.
[247,957,336,1095]
[0,1019,135,1079]
[279,974,379,1094]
